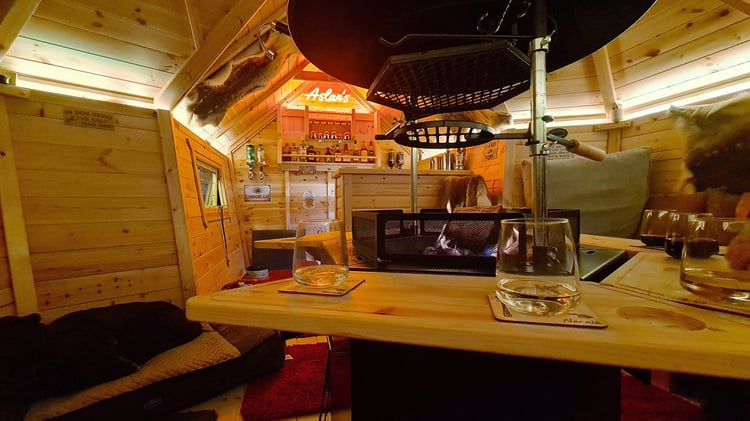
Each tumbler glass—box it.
[639,209,671,248]
[496,218,580,316]
[292,220,349,288]
[680,216,750,303]
[664,212,712,258]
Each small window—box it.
[197,161,226,207]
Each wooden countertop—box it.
[187,266,750,380]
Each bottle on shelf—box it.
[282,142,290,161]
[456,147,466,170]
[343,143,350,163]
[325,147,333,163]
[387,148,395,169]
[351,140,359,163]
[291,142,298,162]
[299,140,307,162]
[310,130,318,139]
[307,144,316,162]
[334,144,342,163]
[368,141,376,163]
[360,141,369,163]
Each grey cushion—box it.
[522,147,651,238]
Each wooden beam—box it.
[183,0,203,50]
[157,110,196,301]
[0,96,38,315]
[721,0,750,16]
[155,0,267,110]
[0,0,41,62]
[592,46,620,122]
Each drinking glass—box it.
[664,212,712,258]
[293,220,349,288]
[680,216,750,303]
[639,209,671,247]
[496,218,580,316]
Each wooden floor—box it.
[185,336,334,421]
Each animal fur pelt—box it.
[185,30,300,127]
[670,92,750,194]
[419,109,513,131]
[439,175,493,211]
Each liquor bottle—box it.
[282,142,290,161]
[334,144,342,163]
[257,144,266,166]
[387,148,395,169]
[343,143,350,163]
[299,140,307,162]
[360,141,368,162]
[291,143,297,162]
[368,141,376,163]
[456,147,466,170]
[325,147,333,163]
[307,144,315,162]
[351,140,359,163]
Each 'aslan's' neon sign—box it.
[303,87,351,104]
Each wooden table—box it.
[253,232,352,251]
[191,235,750,418]
[187,269,750,380]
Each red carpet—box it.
[241,342,329,421]
[241,342,703,420]
[621,373,703,420]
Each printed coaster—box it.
[487,293,608,329]
[279,278,365,296]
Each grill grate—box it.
[391,120,496,149]
[367,41,530,119]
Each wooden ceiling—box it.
[1,0,750,154]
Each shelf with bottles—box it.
[280,139,378,166]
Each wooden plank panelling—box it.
[2,90,184,317]
[172,121,246,294]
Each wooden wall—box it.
[492,111,687,209]
[0,87,188,320]
[229,121,288,265]
[171,121,246,295]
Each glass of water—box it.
[293,220,349,288]
[496,218,580,316]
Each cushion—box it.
[522,148,651,238]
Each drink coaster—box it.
[487,294,608,329]
[279,278,365,296]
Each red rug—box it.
[621,373,703,420]
[241,342,329,421]
[241,342,703,420]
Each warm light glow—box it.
[302,87,352,105]
[15,76,153,109]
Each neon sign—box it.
[303,87,351,104]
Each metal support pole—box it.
[529,0,550,220]
[411,147,419,212]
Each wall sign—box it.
[64,107,115,130]
[482,141,498,162]
[244,185,271,202]
[303,87,351,105]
